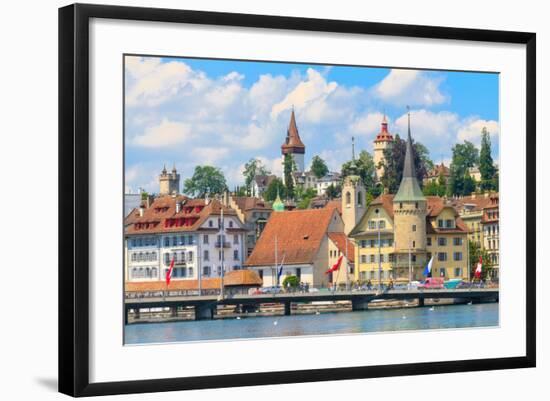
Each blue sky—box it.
[124,55,499,194]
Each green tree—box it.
[448,141,480,196]
[325,183,341,199]
[283,153,296,199]
[234,185,247,197]
[380,134,433,193]
[243,158,270,195]
[263,178,287,202]
[479,127,497,191]
[282,275,300,289]
[468,240,494,281]
[341,150,377,190]
[310,155,329,179]
[296,188,317,209]
[183,165,227,197]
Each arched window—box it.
[357,191,363,206]
[151,267,157,278]
[345,191,351,206]
[145,267,151,278]
[188,267,193,277]
[138,267,144,278]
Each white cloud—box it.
[350,112,386,136]
[271,68,338,120]
[457,119,499,144]
[133,120,194,148]
[193,147,230,165]
[373,69,447,107]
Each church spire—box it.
[394,107,425,202]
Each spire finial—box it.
[352,136,356,161]
[162,164,167,174]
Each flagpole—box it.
[220,207,225,299]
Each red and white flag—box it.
[325,255,343,275]
[474,256,483,279]
[165,257,175,285]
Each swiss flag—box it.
[325,255,343,275]
[474,256,483,279]
[165,257,175,285]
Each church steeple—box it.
[281,108,306,173]
[394,109,425,202]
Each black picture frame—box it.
[59,3,536,397]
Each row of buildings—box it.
[124,111,499,291]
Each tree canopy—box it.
[341,150,377,191]
[183,165,227,197]
[263,177,287,202]
[448,140,479,196]
[479,127,497,191]
[243,158,270,194]
[380,134,433,193]
[283,153,296,199]
[310,155,329,179]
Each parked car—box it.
[418,277,445,289]
[260,286,282,294]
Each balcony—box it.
[215,241,231,248]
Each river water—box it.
[124,302,498,345]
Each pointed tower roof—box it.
[394,110,425,202]
[281,108,305,154]
[161,164,167,175]
[272,190,285,212]
[375,114,394,142]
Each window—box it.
[427,252,432,260]
[454,268,462,277]
[203,234,209,244]
[399,203,403,209]
[345,192,351,206]
[369,255,375,263]
[415,202,419,209]
[438,219,444,228]
[137,238,143,247]
[172,236,177,246]
[370,239,376,248]
[427,237,432,246]
[453,237,463,246]
[164,237,169,247]
[179,236,185,246]
[412,241,416,248]
[438,252,447,261]
[188,267,193,277]
[204,250,209,261]
[164,253,169,264]
[453,252,463,261]
[203,266,211,276]
[131,239,136,247]
[412,224,416,232]
[360,255,367,264]
[258,269,263,279]
[439,268,446,277]
[229,221,233,228]
[438,237,447,246]
[188,251,193,262]
[233,234,239,244]
[379,220,386,229]
[445,219,454,228]
[389,253,395,262]
[360,240,367,248]
[188,235,194,244]
[218,250,223,261]
[368,220,376,229]
[411,254,417,262]
[208,220,213,227]
[233,250,239,260]
[357,191,363,205]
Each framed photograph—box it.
[59,3,536,397]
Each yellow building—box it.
[350,114,469,284]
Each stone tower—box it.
[281,108,306,175]
[342,170,366,235]
[393,112,427,256]
[373,115,394,180]
[159,164,180,195]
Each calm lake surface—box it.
[124,303,499,345]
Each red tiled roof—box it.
[281,109,305,153]
[124,196,237,235]
[325,199,342,215]
[328,232,355,262]
[232,196,272,212]
[426,163,450,178]
[244,208,337,267]
[125,270,262,292]
[374,116,394,142]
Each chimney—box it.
[139,207,144,217]
[175,202,181,213]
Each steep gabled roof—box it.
[281,109,305,153]
[328,232,355,263]
[245,208,337,267]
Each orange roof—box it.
[426,163,450,178]
[125,270,262,292]
[281,109,305,153]
[328,232,355,262]
[124,196,237,235]
[325,199,342,215]
[232,196,272,212]
[374,116,394,142]
[245,208,337,266]
[449,193,499,213]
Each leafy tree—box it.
[243,158,270,195]
[423,172,448,197]
[468,240,494,281]
[263,178,287,202]
[380,134,433,193]
[479,127,497,191]
[310,155,329,179]
[283,153,296,199]
[325,184,341,199]
[140,191,149,200]
[341,150,377,190]
[234,185,247,197]
[296,188,317,209]
[183,165,227,197]
[448,141,479,196]
[282,275,300,289]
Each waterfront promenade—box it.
[124,288,499,322]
